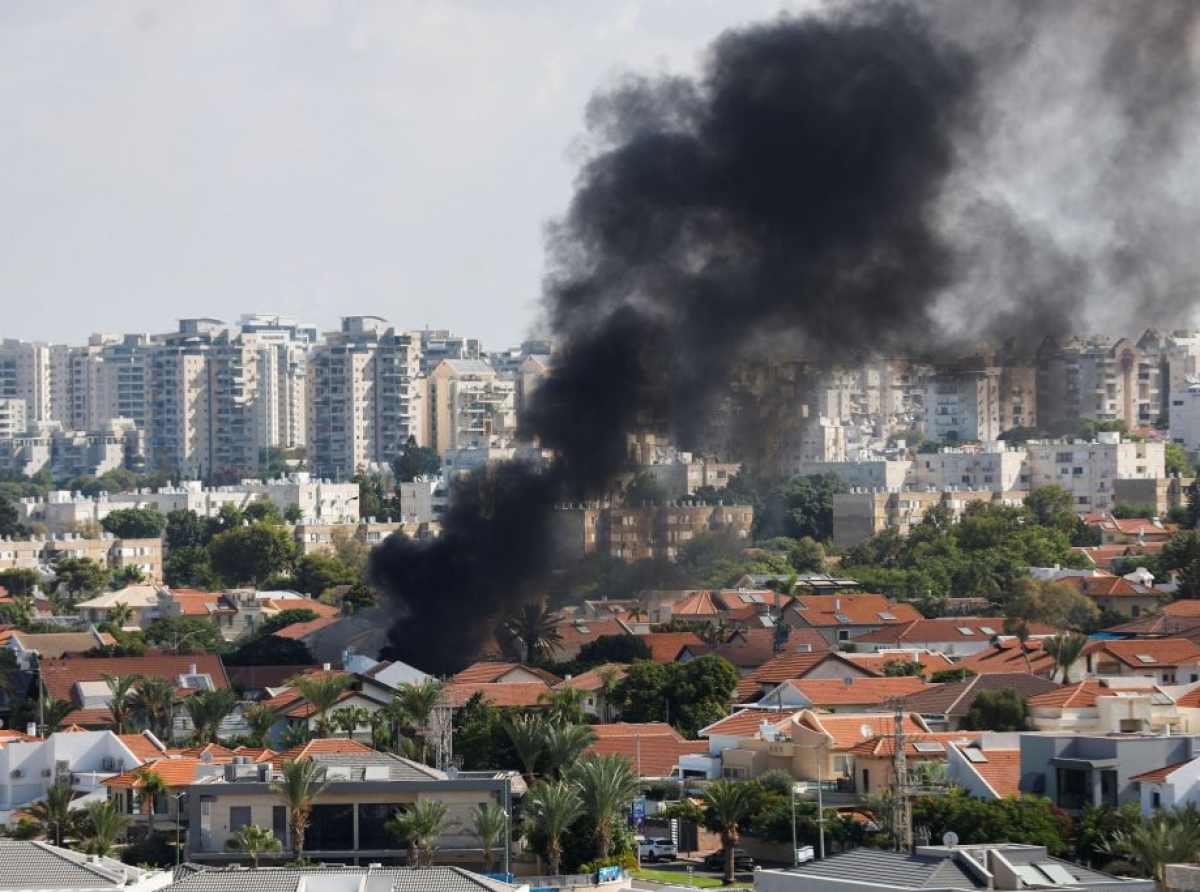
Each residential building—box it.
[752,676,930,714]
[4,627,114,668]
[554,664,628,719]
[639,451,741,500]
[1169,381,1200,452]
[1025,434,1164,511]
[1036,335,1161,429]
[777,593,924,647]
[1114,476,1196,515]
[902,673,1062,731]
[0,339,58,423]
[1054,572,1163,619]
[396,477,449,523]
[0,839,165,892]
[308,316,422,479]
[1025,679,1200,734]
[418,328,484,377]
[843,649,957,679]
[946,733,1023,799]
[271,610,389,666]
[184,739,518,866]
[292,519,440,556]
[832,488,1027,548]
[732,651,881,705]
[757,844,1153,892]
[0,399,26,440]
[159,865,526,892]
[425,359,516,456]
[1131,755,1200,813]
[846,731,980,796]
[924,369,1003,442]
[1081,638,1200,684]
[1020,731,1200,814]
[552,502,754,563]
[586,723,706,780]
[957,639,1061,678]
[851,618,1056,657]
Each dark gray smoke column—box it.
[373,1,979,674]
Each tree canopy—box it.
[100,507,165,539]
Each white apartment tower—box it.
[0,339,58,424]
[308,316,423,478]
[924,370,1002,442]
[425,359,516,456]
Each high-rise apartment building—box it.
[0,339,58,424]
[0,399,27,440]
[1036,335,1163,431]
[308,316,423,478]
[425,359,516,456]
[418,328,483,377]
[924,370,1003,442]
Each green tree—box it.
[1044,633,1089,684]
[288,554,355,599]
[389,679,444,762]
[471,802,508,873]
[81,800,131,856]
[614,655,739,738]
[137,770,169,837]
[104,673,141,734]
[259,608,320,636]
[131,675,177,741]
[182,689,239,744]
[209,523,297,586]
[386,799,456,867]
[284,502,303,523]
[0,568,38,596]
[961,688,1026,732]
[289,673,353,738]
[165,509,209,549]
[41,697,76,734]
[207,503,245,536]
[1005,576,1099,630]
[1165,442,1193,478]
[225,823,283,867]
[911,788,1069,855]
[391,436,442,482]
[1076,802,1143,865]
[101,507,165,539]
[506,713,549,782]
[542,723,598,780]
[758,473,850,541]
[701,780,757,884]
[572,635,651,669]
[523,780,585,876]
[788,536,827,573]
[163,545,220,590]
[271,759,330,860]
[570,753,643,859]
[225,635,314,666]
[332,705,370,739]
[244,501,284,525]
[19,782,74,846]
[1162,530,1200,598]
[0,494,23,538]
[144,616,228,653]
[504,603,563,664]
[1103,807,1200,891]
[538,687,587,727]
[55,558,109,595]
[244,705,279,749]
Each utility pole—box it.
[891,703,912,853]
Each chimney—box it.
[189,664,197,676]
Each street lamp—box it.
[171,791,187,868]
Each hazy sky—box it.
[0,1,802,348]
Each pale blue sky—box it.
[0,1,803,347]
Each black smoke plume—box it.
[373,1,1200,674]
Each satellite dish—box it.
[843,676,855,688]
[860,723,875,739]
[943,832,959,847]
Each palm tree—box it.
[596,667,622,723]
[243,705,279,749]
[103,673,140,734]
[538,687,586,726]
[570,753,643,859]
[505,713,549,782]
[137,770,169,837]
[82,800,131,856]
[182,689,240,744]
[132,675,177,742]
[1003,617,1034,674]
[702,780,757,885]
[108,602,134,628]
[542,723,598,780]
[1044,633,1089,684]
[390,680,444,762]
[271,759,330,861]
[225,824,283,867]
[1104,809,1200,891]
[369,710,393,752]
[386,799,457,867]
[332,705,370,739]
[471,802,507,873]
[279,722,312,750]
[20,781,74,846]
[288,673,352,738]
[504,603,563,664]
[41,697,76,734]
[522,780,584,876]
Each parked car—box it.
[702,849,755,872]
[639,838,678,862]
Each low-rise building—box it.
[902,673,1063,731]
[552,502,754,563]
[1082,638,1200,685]
[851,618,1056,657]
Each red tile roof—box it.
[451,662,562,685]
[1084,637,1200,668]
[274,737,378,763]
[955,640,1058,677]
[447,681,552,708]
[700,710,791,738]
[271,617,340,640]
[681,628,832,670]
[798,712,929,750]
[41,652,230,704]
[844,651,957,678]
[787,594,922,628]
[639,632,706,663]
[262,597,340,619]
[1058,576,1161,599]
[104,756,212,789]
[847,731,971,758]
[787,676,931,707]
[591,722,679,739]
[852,618,1054,645]
[1026,681,1114,709]
[734,652,878,702]
[588,731,707,778]
[552,618,629,658]
[167,592,224,616]
[1130,760,1195,783]
[951,744,1021,797]
[117,732,167,762]
[228,665,320,692]
[1166,601,1200,617]
[555,664,628,692]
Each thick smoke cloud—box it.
[373,0,1200,674]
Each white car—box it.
[639,838,679,862]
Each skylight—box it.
[878,612,896,620]
[178,673,215,691]
[980,626,997,636]
[1036,863,1078,885]
[957,627,976,636]
[913,741,945,753]
[835,614,851,624]
[1137,654,1158,664]
[963,749,989,763]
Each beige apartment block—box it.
[554,502,754,563]
[425,359,516,456]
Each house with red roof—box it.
[946,734,1022,799]
[846,731,975,796]
[554,663,627,720]
[1056,573,1164,619]
[755,676,931,714]
[586,723,707,779]
[1082,638,1200,685]
[779,594,923,647]
[842,649,956,679]
[676,627,832,674]
[955,638,1062,679]
[733,651,878,704]
[851,618,1056,657]
[1082,514,1177,545]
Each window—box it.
[838,630,850,642]
[1153,791,1162,809]
[307,803,354,851]
[861,768,870,791]
[229,806,251,833]
[359,803,407,850]
[273,806,287,843]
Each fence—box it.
[523,870,628,890]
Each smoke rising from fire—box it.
[372,1,1200,674]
